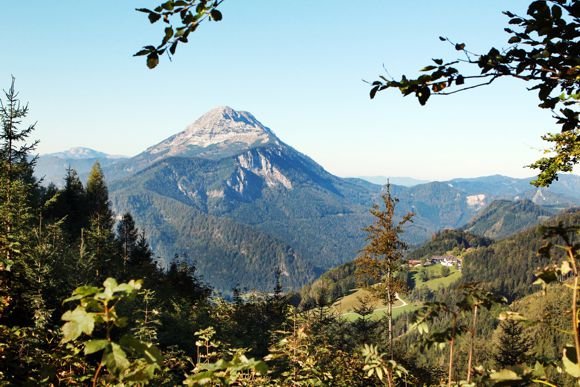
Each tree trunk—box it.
[448,315,456,387]
[466,305,478,383]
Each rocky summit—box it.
[143,106,279,161]
[37,107,580,292]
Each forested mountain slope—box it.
[461,209,580,300]
[100,107,578,292]
[462,199,554,240]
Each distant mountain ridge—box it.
[462,199,555,240]
[47,147,126,160]
[38,108,580,292]
[446,174,580,207]
[35,147,127,186]
[357,176,430,187]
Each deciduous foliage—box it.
[370,0,579,186]
[60,278,163,385]
[135,0,224,69]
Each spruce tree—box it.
[128,230,159,284]
[0,78,39,322]
[116,212,139,274]
[85,162,118,281]
[0,77,38,273]
[86,161,113,231]
[495,319,532,367]
[46,168,88,239]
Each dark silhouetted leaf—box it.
[169,41,178,55]
[210,10,223,21]
[148,12,161,24]
[417,87,431,105]
[134,49,151,57]
[147,52,159,69]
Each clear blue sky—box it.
[1,0,565,180]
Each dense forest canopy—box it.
[1,0,579,385]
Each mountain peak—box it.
[146,106,278,158]
[188,106,272,136]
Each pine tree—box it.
[355,183,413,359]
[495,319,532,367]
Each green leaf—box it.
[561,260,572,276]
[498,311,527,321]
[64,285,100,303]
[104,342,130,374]
[420,65,437,72]
[84,339,110,355]
[184,370,215,385]
[254,360,268,375]
[61,306,95,343]
[120,335,163,364]
[432,58,443,65]
[103,278,118,290]
[490,368,522,382]
[562,346,580,378]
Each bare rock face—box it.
[144,106,279,160]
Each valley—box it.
[35,107,580,293]
[4,1,580,385]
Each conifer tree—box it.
[128,230,159,284]
[86,161,113,231]
[0,77,37,272]
[46,168,88,239]
[0,78,39,322]
[116,212,139,273]
[495,319,532,367]
[85,162,118,281]
[355,184,413,359]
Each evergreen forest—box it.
[2,0,580,385]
